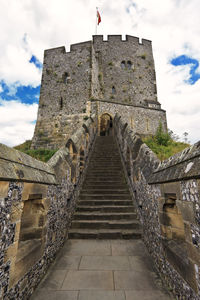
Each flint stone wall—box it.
[0,116,97,300]
[114,114,200,300]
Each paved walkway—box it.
[30,239,172,300]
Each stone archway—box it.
[99,113,113,136]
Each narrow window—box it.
[127,61,132,69]
[63,72,69,83]
[121,61,126,69]
[146,118,149,131]
[79,148,85,173]
[112,86,116,94]
[60,97,63,110]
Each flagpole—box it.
[95,7,98,35]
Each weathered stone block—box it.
[22,183,48,201]
[0,182,9,198]
[160,182,181,200]
[177,200,195,223]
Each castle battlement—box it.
[44,35,152,58]
[92,34,152,46]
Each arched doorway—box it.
[99,113,113,136]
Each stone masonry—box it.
[31,35,167,149]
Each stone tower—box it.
[31,35,167,149]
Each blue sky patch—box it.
[29,55,42,69]
[171,55,200,84]
[0,80,40,104]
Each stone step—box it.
[81,185,128,190]
[71,220,140,230]
[73,212,137,220]
[86,171,123,174]
[68,136,141,240]
[83,182,126,186]
[87,167,122,171]
[76,205,135,213]
[85,175,124,178]
[91,157,121,159]
[86,172,123,176]
[79,195,131,200]
[89,161,121,164]
[78,200,133,206]
[90,158,120,161]
[80,189,129,194]
[85,177,125,181]
[68,229,142,239]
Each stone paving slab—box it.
[62,270,114,290]
[31,290,78,300]
[125,290,172,300]
[52,255,81,270]
[128,255,156,272]
[78,290,126,300]
[37,270,67,290]
[63,239,111,256]
[30,239,172,300]
[114,270,158,290]
[111,239,149,256]
[79,255,130,270]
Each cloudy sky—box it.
[0,0,200,146]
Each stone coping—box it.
[0,143,56,183]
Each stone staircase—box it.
[68,136,142,239]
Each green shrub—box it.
[143,124,190,161]
[14,140,57,162]
[155,122,171,146]
[14,140,32,151]
[24,149,57,162]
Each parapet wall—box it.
[0,116,98,299]
[1,113,199,299]
[114,114,200,300]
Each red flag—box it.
[97,10,101,25]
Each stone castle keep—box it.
[31,35,167,149]
[0,35,200,300]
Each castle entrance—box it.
[99,113,113,136]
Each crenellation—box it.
[141,38,152,46]
[107,34,123,42]
[44,46,66,55]
[126,35,140,43]
[70,40,91,52]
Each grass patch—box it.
[14,140,57,162]
[143,137,189,161]
[24,149,57,162]
[143,123,190,161]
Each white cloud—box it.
[0,0,200,145]
[0,100,38,147]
